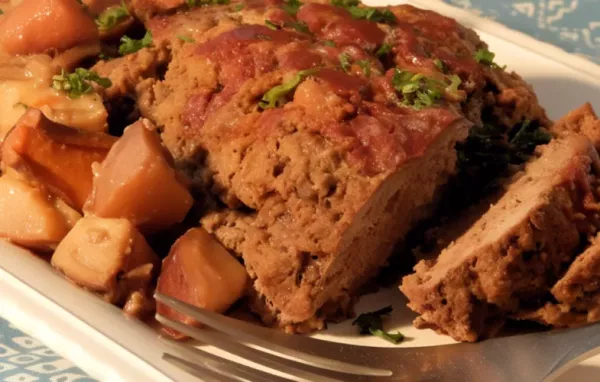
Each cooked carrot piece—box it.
[2,109,117,211]
[0,0,99,55]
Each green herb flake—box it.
[285,21,310,34]
[282,0,303,15]
[256,33,273,40]
[331,0,395,24]
[474,48,505,69]
[13,102,28,109]
[0,10,4,16]
[265,20,279,30]
[339,53,352,73]
[259,68,319,109]
[177,35,196,43]
[233,3,244,11]
[352,306,404,345]
[95,2,129,30]
[187,0,230,7]
[118,30,152,56]
[376,43,392,57]
[357,59,371,77]
[392,68,462,110]
[52,68,112,99]
[433,58,444,71]
[324,40,336,47]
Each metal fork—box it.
[155,293,600,382]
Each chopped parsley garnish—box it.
[119,30,152,55]
[392,69,463,110]
[376,43,392,57]
[52,68,111,99]
[357,59,371,77]
[259,68,319,109]
[286,21,310,34]
[13,102,28,109]
[265,20,279,30]
[186,0,229,7]
[474,48,505,69]
[0,10,4,15]
[95,2,129,30]
[433,58,445,71]
[352,306,404,344]
[282,0,303,15]
[256,34,272,40]
[331,0,395,24]
[324,40,336,47]
[233,3,244,11]
[177,35,196,43]
[339,53,351,73]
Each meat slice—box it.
[516,234,600,327]
[551,103,600,148]
[401,135,600,342]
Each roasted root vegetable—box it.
[84,119,193,234]
[51,216,159,315]
[0,0,99,56]
[2,109,117,210]
[0,55,109,137]
[157,228,249,333]
[0,175,81,251]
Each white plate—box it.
[2,0,600,380]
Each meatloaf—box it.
[401,134,600,342]
[96,0,549,330]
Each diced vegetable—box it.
[2,109,117,210]
[84,119,193,233]
[157,228,249,334]
[0,176,80,251]
[51,216,159,308]
[0,0,99,56]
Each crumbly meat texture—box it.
[401,135,600,342]
[99,0,550,329]
[551,102,600,148]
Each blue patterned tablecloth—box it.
[1,1,599,381]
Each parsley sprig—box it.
[352,306,404,344]
[259,68,319,109]
[331,0,395,24]
[95,2,129,30]
[282,0,303,15]
[52,68,112,99]
[119,30,152,55]
[474,48,505,69]
[392,69,463,110]
[376,43,392,57]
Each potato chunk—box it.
[2,109,117,210]
[84,119,193,233]
[157,228,248,331]
[0,176,80,250]
[0,0,99,56]
[52,216,159,308]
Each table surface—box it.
[1,1,599,381]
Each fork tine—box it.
[162,352,239,382]
[161,338,292,382]
[157,314,347,382]
[155,292,391,377]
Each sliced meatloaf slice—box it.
[551,103,600,148]
[401,135,600,342]
[516,233,600,327]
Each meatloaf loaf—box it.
[95,0,549,330]
[401,134,600,342]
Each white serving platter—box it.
[2,0,600,380]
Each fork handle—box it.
[544,324,600,381]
